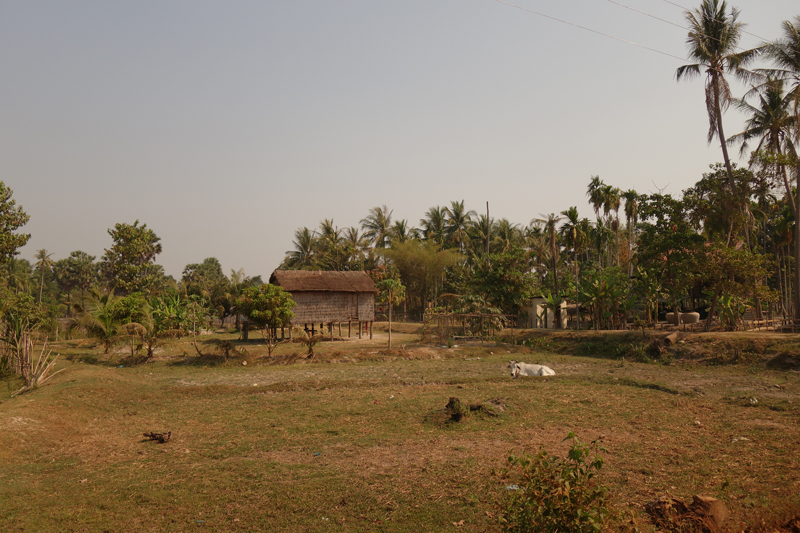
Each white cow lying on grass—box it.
[509,361,556,378]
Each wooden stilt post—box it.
[338,322,341,336]
[369,321,373,339]
[330,322,333,340]
[348,321,351,337]
[358,321,362,339]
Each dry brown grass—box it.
[1,326,799,532]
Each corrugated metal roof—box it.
[269,270,377,293]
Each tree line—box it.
[280,2,800,329]
[2,1,800,346]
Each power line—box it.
[605,0,686,32]
[493,0,687,61]
[604,0,754,53]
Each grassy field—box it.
[2,325,799,532]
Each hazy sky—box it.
[3,0,798,279]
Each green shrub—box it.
[497,433,608,533]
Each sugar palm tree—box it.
[34,249,54,303]
[560,207,586,328]
[601,185,622,266]
[536,213,563,328]
[622,190,639,276]
[586,176,605,221]
[675,0,760,190]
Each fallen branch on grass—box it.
[143,431,171,444]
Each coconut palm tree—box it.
[284,227,317,269]
[34,249,54,303]
[388,219,418,245]
[360,205,393,250]
[444,200,476,253]
[317,219,349,270]
[342,227,368,269]
[675,0,760,190]
[761,17,800,318]
[765,16,800,118]
[420,206,447,246]
[76,291,146,355]
[467,214,493,255]
[5,258,32,294]
[492,219,521,254]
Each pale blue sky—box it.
[3,0,797,279]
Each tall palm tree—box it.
[34,249,54,303]
[317,219,349,270]
[730,78,796,252]
[467,214,493,255]
[560,207,586,328]
[622,190,639,276]
[763,17,800,318]
[492,219,521,254]
[388,219,417,245]
[444,200,476,253]
[342,227,367,270]
[5,258,32,294]
[601,185,622,266]
[360,205,393,250]
[586,176,605,220]
[766,16,800,118]
[538,213,563,328]
[676,0,760,190]
[420,206,447,246]
[285,227,317,269]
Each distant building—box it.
[269,270,377,337]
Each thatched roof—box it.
[269,270,377,293]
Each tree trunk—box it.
[794,163,800,320]
[574,250,580,330]
[712,75,736,191]
[705,291,719,332]
[388,300,393,349]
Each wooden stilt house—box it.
[269,270,377,339]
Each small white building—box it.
[520,297,568,329]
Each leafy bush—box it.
[497,433,608,533]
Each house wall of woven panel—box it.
[269,270,377,325]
